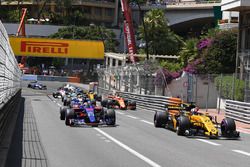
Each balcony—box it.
[221,0,250,11]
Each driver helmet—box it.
[191,107,199,114]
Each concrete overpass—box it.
[131,1,221,35]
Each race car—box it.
[53,87,66,98]
[101,94,136,110]
[154,101,240,139]
[60,102,115,127]
[27,81,47,90]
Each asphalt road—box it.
[6,81,250,167]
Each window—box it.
[94,7,102,16]
[105,8,113,17]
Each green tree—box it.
[138,9,183,55]
[197,28,237,74]
[49,26,118,52]
[178,38,199,67]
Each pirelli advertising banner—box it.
[9,37,104,59]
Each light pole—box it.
[135,0,149,60]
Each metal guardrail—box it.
[99,87,250,124]
[225,100,250,124]
[98,87,181,113]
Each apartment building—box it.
[0,0,119,27]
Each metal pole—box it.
[218,73,223,114]
[232,73,235,100]
[206,74,210,112]
[136,1,149,60]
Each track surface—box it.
[6,81,250,167]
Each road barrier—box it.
[225,100,250,124]
[0,20,21,167]
[99,87,250,125]
[22,74,80,83]
[98,87,182,113]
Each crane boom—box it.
[120,0,137,63]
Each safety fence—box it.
[225,100,250,124]
[98,87,181,113]
[98,87,250,124]
[0,20,21,105]
[0,20,22,166]
[22,74,80,83]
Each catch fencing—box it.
[0,20,21,105]
[0,20,22,144]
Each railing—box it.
[225,100,250,124]
[98,87,181,113]
[99,87,250,124]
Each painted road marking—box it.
[196,139,221,146]
[116,111,125,115]
[126,115,138,119]
[141,120,154,125]
[57,103,61,107]
[237,127,250,135]
[232,150,250,156]
[137,107,155,113]
[94,128,161,167]
[105,140,111,143]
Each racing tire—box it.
[221,118,237,136]
[107,100,113,109]
[154,112,168,128]
[65,109,74,126]
[60,107,68,120]
[130,101,136,110]
[176,116,190,136]
[105,109,116,125]
[101,99,108,107]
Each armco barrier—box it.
[98,87,182,113]
[225,100,250,124]
[22,74,80,83]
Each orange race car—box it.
[101,94,136,110]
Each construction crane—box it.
[16,8,27,70]
[120,0,137,63]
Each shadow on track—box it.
[5,97,25,167]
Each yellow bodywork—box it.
[87,92,95,101]
[189,114,218,136]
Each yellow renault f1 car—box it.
[154,100,240,139]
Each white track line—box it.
[126,115,138,119]
[116,111,125,115]
[141,120,154,125]
[232,150,250,156]
[137,107,155,113]
[196,139,221,146]
[94,128,161,167]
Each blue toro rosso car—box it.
[60,101,116,127]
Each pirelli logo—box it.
[20,41,69,54]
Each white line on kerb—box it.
[94,128,161,167]
[141,120,154,125]
[232,150,250,156]
[196,139,221,146]
[126,115,138,119]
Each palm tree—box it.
[178,38,199,67]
